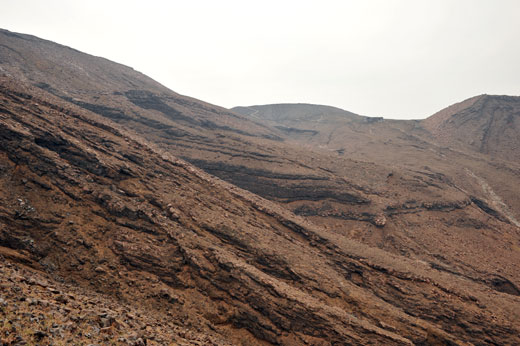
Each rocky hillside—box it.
[422,94,520,162]
[2,77,520,345]
[1,28,520,344]
[3,29,520,287]
[0,258,217,345]
[233,102,520,279]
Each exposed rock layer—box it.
[1,29,520,345]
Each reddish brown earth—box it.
[1,29,520,345]
[232,103,520,287]
[422,94,520,162]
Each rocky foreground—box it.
[0,256,225,346]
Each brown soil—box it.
[1,28,520,345]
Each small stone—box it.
[127,332,138,341]
[28,277,48,287]
[99,314,116,328]
[133,338,145,346]
[100,326,114,335]
[34,330,48,339]
[56,295,68,304]
[373,215,387,227]
[94,266,106,274]
[377,321,397,332]
[167,207,180,220]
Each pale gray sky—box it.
[1,0,519,119]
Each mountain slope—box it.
[423,94,520,162]
[233,102,520,274]
[1,77,520,345]
[0,28,284,160]
[2,28,520,301]
[0,28,350,206]
[2,29,520,344]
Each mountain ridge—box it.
[1,28,520,345]
[422,93,520,162]
[3,28,520,286]
[5,76,520,344]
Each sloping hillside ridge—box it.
[423,94,520,162]
[2,29,520,308]
[2,77,520,345]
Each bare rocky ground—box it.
[2,29,520,292]
[231,102,520,290]
[1,29,520,345]
[1,77,520,345]
[0,256,225,346]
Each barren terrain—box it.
[1,28,520,345]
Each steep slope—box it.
[0,28,284,160]
[2,77,520,345]
[0,28,360,208]
[0,259,216,345]
[233,102,520,267]
[3,28,520,307]
[423,94,520,162]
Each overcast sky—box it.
[1,0,519,119]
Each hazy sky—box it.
[1,0,519,119]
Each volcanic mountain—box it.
[1,28,520,345]
[422,94,520,162]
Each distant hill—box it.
[233,103,363,122]
[423,94,520,162]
